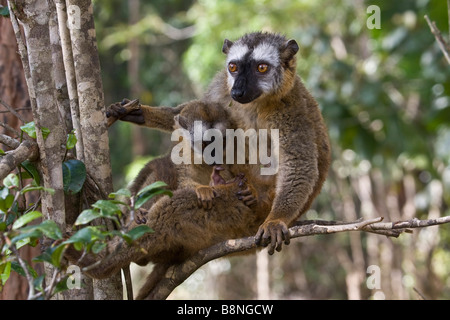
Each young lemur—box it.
[108,32,331,255]
[127,99,247,211]
[67,101,268,299]
[64,166,261,286]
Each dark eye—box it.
[228,62,238,73]
[257,64,269,73]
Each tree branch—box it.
[0,134,21,150]
[0,139,39,180]
[147,215,450,300]
[424,14,450,64]
[0,97,27,124]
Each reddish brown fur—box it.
[92,31,330,299]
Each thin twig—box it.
[147,215,450,299]
[0,97,27,124]
[44,267,60,300]
[7,240,36,299]
[413,287,427,300]
[424,14,450,64]
[0,121,20,137]
[448,0,450,43]
[0,107,31,114]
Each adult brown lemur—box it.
[107,31,331,255]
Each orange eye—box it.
[257,64,268,73]
[228,62,237,73]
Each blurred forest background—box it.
[96,0,449,299]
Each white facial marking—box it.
[226,43,249,89]
[251,43,280,65]
[226,43,249,64]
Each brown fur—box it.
[124,32,331,253]
[205,32,331,253]
[95,32,330,298]
[73,99,269,299]
[64,169,269,295]
[127,100,235,210]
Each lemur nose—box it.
[231,88,245,99]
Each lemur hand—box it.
[106,98,144,125]
[195,185,217,210]
[255,219,290,255]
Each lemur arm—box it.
[255,116,320,255]
[106,99,185,133]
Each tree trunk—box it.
[0,0,37,300]
[5,0,122,299]
[64,0,121,299]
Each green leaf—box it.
[63,226,107,246]
[92,200,121,217]
[109,188,131,199]
[10,261,25,277]
[10,229,42,245]
[12,211,42,230]
[53,276,70,295]
[0,5,10,18]
[135,181,172,209]
[1,262,11,285]
[33,244,66,268]
[34,220,63,240]
[62,159,86,194]
[0,194,14,212]
[34,275,45,292]
[66,131,77,150]
[136,181,169,196]
[20,186,55,195]
[33,250,53,265]
[20,160,40,185]
[75,209,101,226]
[126,225,153,241]
[0,187,9,199]
[20,121,50,140]
[20,122,37,139]
[3,173,19,189]
[41,127,50,140]
[15,237,31,250]
[135,189,173,209]
[10,261,38,279]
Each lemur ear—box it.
[281,39,299,61]
[222,39,234,54]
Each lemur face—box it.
[222,32,299,104]
[173,102,231,159]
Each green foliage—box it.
[135,181,173,209]
[0,168,160,298]
[62,159,86,195]
[0,128,166,299]
[96,0,450,299]
[66,131,77,150]
[20,121,50,140]
[0,5,9,18]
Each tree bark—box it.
[0,0,36,300]
[4,0,122,300]
[65,0,121,299]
